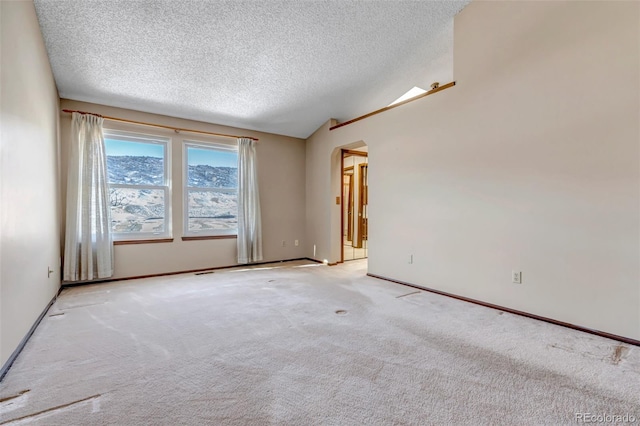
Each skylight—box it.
[389,86,427,106]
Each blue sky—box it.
[105,139,238,168]
[105,139,163,157]
[188,146,237,168]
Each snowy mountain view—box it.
[107,155,237,234]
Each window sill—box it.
[182,235,237,241]
[114,238,174,245]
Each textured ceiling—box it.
[34,0,469,138]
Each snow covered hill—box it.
[107,156,237,234]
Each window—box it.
[388,86,427,106]
[183,141,238,237]
[104,130,171,240]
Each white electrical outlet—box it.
[294,240,299,246]
[281,240,286,247]
[512,271,522,284]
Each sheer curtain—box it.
[237,138,263,264]
[63,112,114,281]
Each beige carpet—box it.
[0,260,638,425]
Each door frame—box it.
[341,149,368,263]
[343,166,354,242]
[355,162,368,248]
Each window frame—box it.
[103,129,172,242]
[182,140,238,238]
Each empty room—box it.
[1,0,639,424]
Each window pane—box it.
[187,146,237,188]
[105,139,164,185]
[187,190,237,231]
[110,188,165,233]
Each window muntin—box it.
[183,142,238,236]
[104,130,171,240]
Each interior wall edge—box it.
[0,0,62,367]
[0,292,58,383]
[368,273,640,347]
[61,257,317,286]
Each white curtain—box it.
[237,138,263,264]
[63,113,114,281]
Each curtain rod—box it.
[329,81,456,131]
[61,109,259,141]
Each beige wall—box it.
[0,1,61,366]
[59,100,306,279]
[305,1,640,340]
[305,120,333,263]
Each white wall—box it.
[0,1,61,366]
[305,1,640,340]
[59,100,306,279]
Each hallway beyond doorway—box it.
[342,148,368,262]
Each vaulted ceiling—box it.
[34,0,469,138]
